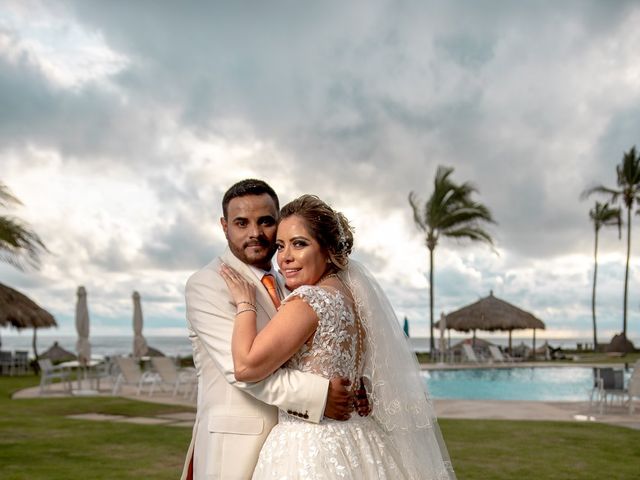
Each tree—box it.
[0,182,47,270]
[583,146,640,338]
[409,166,495,353]
[588,202,621,350]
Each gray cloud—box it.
[2,0,640,339]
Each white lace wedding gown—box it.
[252,285,410,479]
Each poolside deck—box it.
[13,371,640,431]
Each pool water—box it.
[423,367,629,402]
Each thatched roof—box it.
[40,341,76,363]
[0,282,57,330]
[435,291,545,332]
[147,346,165,357]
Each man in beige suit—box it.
[181,179,355,480]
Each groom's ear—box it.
[220,217,228,237]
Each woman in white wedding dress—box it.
[221,195,456,480]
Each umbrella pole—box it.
[32,328,39,360]
[532,329,536,361]
[508,330,512,353]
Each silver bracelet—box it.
[236,308,257,316]
[237,300,256,309]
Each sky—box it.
[2,0,640,346]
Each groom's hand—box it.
[324,377,354,421]
[354,376,372,417]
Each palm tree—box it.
[0,182,47,269]
[588,202,621,350]
[584,146,640,337]
[409,166,495,353]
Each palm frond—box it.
[0,216,47,270]
[408,191,426,232]
[590,201,622,239]
[0,182,22,209]
[581,184,621,202]
[618,146,640,186]
[444,226,494,245]
[412,165,495,248]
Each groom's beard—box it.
[228,236,277,269]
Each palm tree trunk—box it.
[592,227,599,350]
[429,246,435,355]
[623,206,631,336]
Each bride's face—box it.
[276,215,330,290]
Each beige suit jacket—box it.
[180,248,329,480]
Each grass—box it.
[0,375,194,480]
[2,375,640,479]
[441,418,640,479]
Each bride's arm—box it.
[221,264,318,382]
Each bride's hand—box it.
[220,264,257,309]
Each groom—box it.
[181,179,357,480]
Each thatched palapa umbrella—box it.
[40,341,76,363]
[436,290,545,354]
[0,282,57,358]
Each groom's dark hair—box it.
[222,179,279,219]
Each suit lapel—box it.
[220,249,277,319]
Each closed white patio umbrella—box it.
[132,291,148,358]
[75,286,91,367]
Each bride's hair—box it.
[280,195,354,269]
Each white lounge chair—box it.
[150,357,197,397]
[626,362,640,414]
[13,350,29,375]
[111,356,159,396]
[488,345,517,363]
[0,351,13,375]
[38,358,72,393]
[462,344,481,363]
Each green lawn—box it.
[2,375,640,479]
[442,419,640,479]
[0,375,194,480]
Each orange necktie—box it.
[261,274,281,309]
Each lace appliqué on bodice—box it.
[282,285,357,383]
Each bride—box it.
[221,194,455,479]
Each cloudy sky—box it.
[2,0,640,345]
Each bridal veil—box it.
[342,260,456,480]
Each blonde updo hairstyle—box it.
[280,194,354,270]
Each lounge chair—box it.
[38,358,72,393]
[88,358,116,391]
[111,356,159,396]
[13,350,29,375]
[592,367,626,414]
[150,357,197,397]
[0,351,13,375]
[488,345,515,363]
[462,344,481,363]
[625,361,640,414]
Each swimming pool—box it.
[423,367,630,402]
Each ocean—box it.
[2,333,636,360]
[0,335,193,359]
